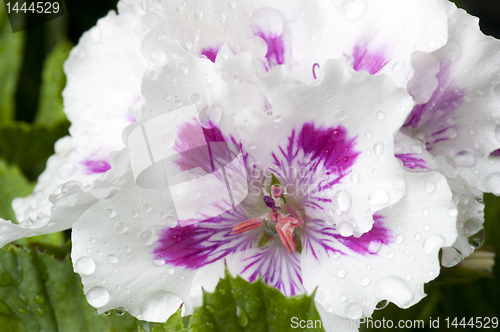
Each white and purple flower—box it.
[2,0,500,331]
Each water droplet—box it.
[103,310,112,316]
[161,132,175,148]
[376,111,385,120]
[345,302,363,319]
[143,203,152,213]
[448,207,458,217]
[368,240,383,254]
[395,234,405,244]
[335,111,346,120]
[327,305,333,313]
[332,190,352,212]
[236,306,249,327]
[18,307,26,314]
[351,172,360,185]
[178,63,189,75]
[423,235,445,255]
[36,306,46,316]
[104,208,116,219]
[74,257,96,275]
[86,286,110,308]
[139,228,156,245]
[107,254,118,264]
[492,83,500,97]
[414,233,421,241]
[115,307,126,316]
[149,48,166,64]
[130,210,139,218]
[338,0,367,21]
[166,267,175,275]
[35,294,45,303]
[364,130,372,139]
[273,114,282,122]
[424,181,436,193]
[90,237,96,244]
[339,294,347,302]
[369,189,389,206]
[140,291,182,322]
[373,142,384,156]
[375,299,388,310]
[248,142,256,150]
[468,228,485,249]
[338,219,355,237]
[495,125,500,141]
[361,277,371,287]
[484,172,500,195]
[190,93,202,105]
[337,269,347,278]
[148,70,158,80]
[454,151,476,167]
[206,304,215,314]
[422,208,429,217]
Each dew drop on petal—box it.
[140,291,181,322]
[361,277,371,287]
[424,181,436,193]
[345,302,363,319]
[139,228,156,246]
[395,234,405,244]
[373,142,384,156]
[86,286,110,308]
[104,208,116,219]
[337,269,347,278]
[350,172,360,185]
[376,111,385,120]
[369,189,389,206]
[423,235,445,255]
[161,132,175,148]
[178,63,189,75]
[327,305,333,313]
[107,254,118,264]
[166,267,175,275]
[338,220,354,237]
[454,151,476,167]
[190,93,202,105]
[448,207,458,218]
[484,172,500,195]
[143,203,152,213]
[368,240,383,254]
[332,190,351,212]
[130,210,139,218]
[149,71,158,80]
[492,83,500,97]
[149,48,166,64]
[467,228,485,249]
[115,307,126,316]
[364,130,372,139]
[339,294,347,302]
[200,103,222,128]
[74,257,96,275]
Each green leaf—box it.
[138,307,185,332]
[36,39,73,126]
[0,5,25,124]
[0,159,34,223]
[0,121,70,181]
[187,269,324,332]
[271,174,281,187]
[0,242,148,332]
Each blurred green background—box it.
[0,0,500,331]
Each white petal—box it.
[403,2,500,192]
[9,2,155,243]
[301,171,457,319]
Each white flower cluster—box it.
[1,1,499,331]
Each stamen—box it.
[232,217,263,234]
[312,63,320,79]
[285,204,304,226]
[276,220,297,253]
[263,195,278,209]
[271,185,283,198]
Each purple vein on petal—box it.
[255,30,285,70]
[351,43,389,75]
[395,153,429,171]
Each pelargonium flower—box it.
[69,41,457,326]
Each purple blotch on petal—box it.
[201,47,219,63]
[490,148,500,157]
[333,215,392,255]
[403,60,465,149]
[82,159,111,174]
[352,43,389,75]
[256,31,285,70]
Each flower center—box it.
[231,184,304,253]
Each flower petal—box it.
[10,1,155,243]
[402,2,500,193]
[301,171,457,319]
